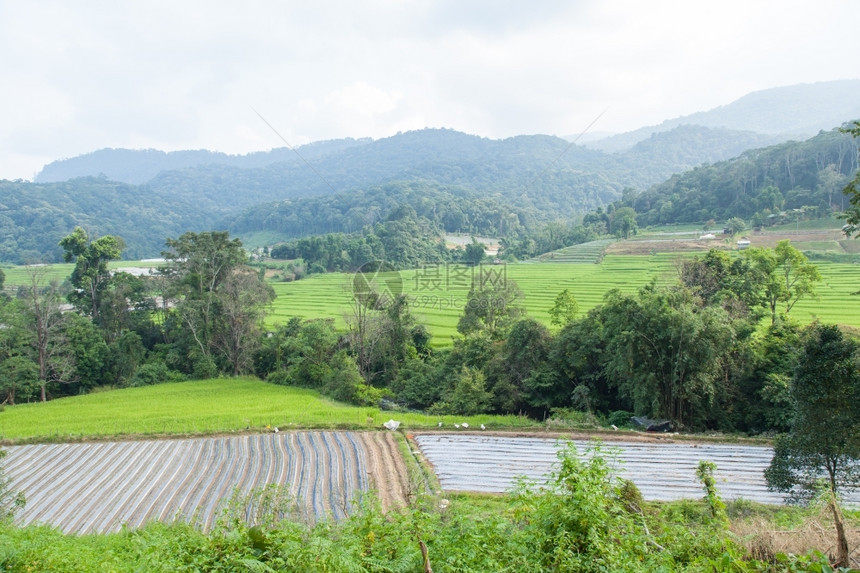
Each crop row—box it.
[413,434,860,506]
[2,431,409,534]
[268,256,860,346]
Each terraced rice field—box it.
[414,434,860,506]
[526,238,616,264]
[3,431,409,534]
[268,255,860,346]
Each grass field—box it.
[268,254,860,346]
[0,378,537,442]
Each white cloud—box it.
[0,0,858,179]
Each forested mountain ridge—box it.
[34,138,372,185]
[587,79,860,152]
[4,78,860,264]
[1,122,858,263]
[0,177,204,262]
[623,126,860,225]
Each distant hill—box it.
[587,79,860,152]
[626,127,859,225]
[4,80,859,263]
[34,139,372,184]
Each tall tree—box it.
[600,284,735,427]
[548,289,579,327]
[212,269,275,376]
[161,231,248,373]
[0,299,38,405]
[457,279,523,339]
[745,241,820,324]
[19,268,75,401]
[765,323,860,567]
[840,120,860,237]
[59,227,125,322]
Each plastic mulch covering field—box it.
[414,434,860,506]
[3,431,409,534]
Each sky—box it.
[1,0,858,181]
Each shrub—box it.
[129,362,186,387]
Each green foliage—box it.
[628,127,859,226]
[129,361,186,387]
[766,323,860,502]
[725,217,747,235]
[0,450,25,522]
[696,460,728,525]
[548,288,579,326]
[433,366,493,416]
[600,284,735,427]
[456,279,523,338]
[839,120,860,238]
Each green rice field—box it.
[0,378,536,442]
[268,254,860,346]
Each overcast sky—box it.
[1,0,858,180]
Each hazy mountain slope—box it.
[0,177,212,262]
[629,127,859,225]
[588,79,860,152]
[34,138,372,184]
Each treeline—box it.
[0,229,274,404]
[1,222,831,437]
[258,241,827,434]
[262,182,633,270]
[235,181,538,241]
[0,177,218,263]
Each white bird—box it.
[454,424,460,429]
[611,424,618,431]
[274,427,279,433]
[438,421,443,427]
[480,424,486,430]
[461,422,469,429]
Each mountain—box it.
[587,79,860,153]
[625,127,859,226]
[4,81,859,263]
[34,139,372,184]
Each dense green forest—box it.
[0,120,856,264]
[623,127,859,226]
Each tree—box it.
[495,318,551,413]
[746,241,820,324]
[457,279,523,339]
[212,269,275,376]
[610,206,637,239]
[765,324,860,567]
[0,299,37,405]
[599,284,735,427]
[840,120,860,237]
[160,231,250,375]
[19,267,75,401]
[724,217,746,235]
[547,289,579,327]
[462,238,487,266]
[59,227,125,322]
